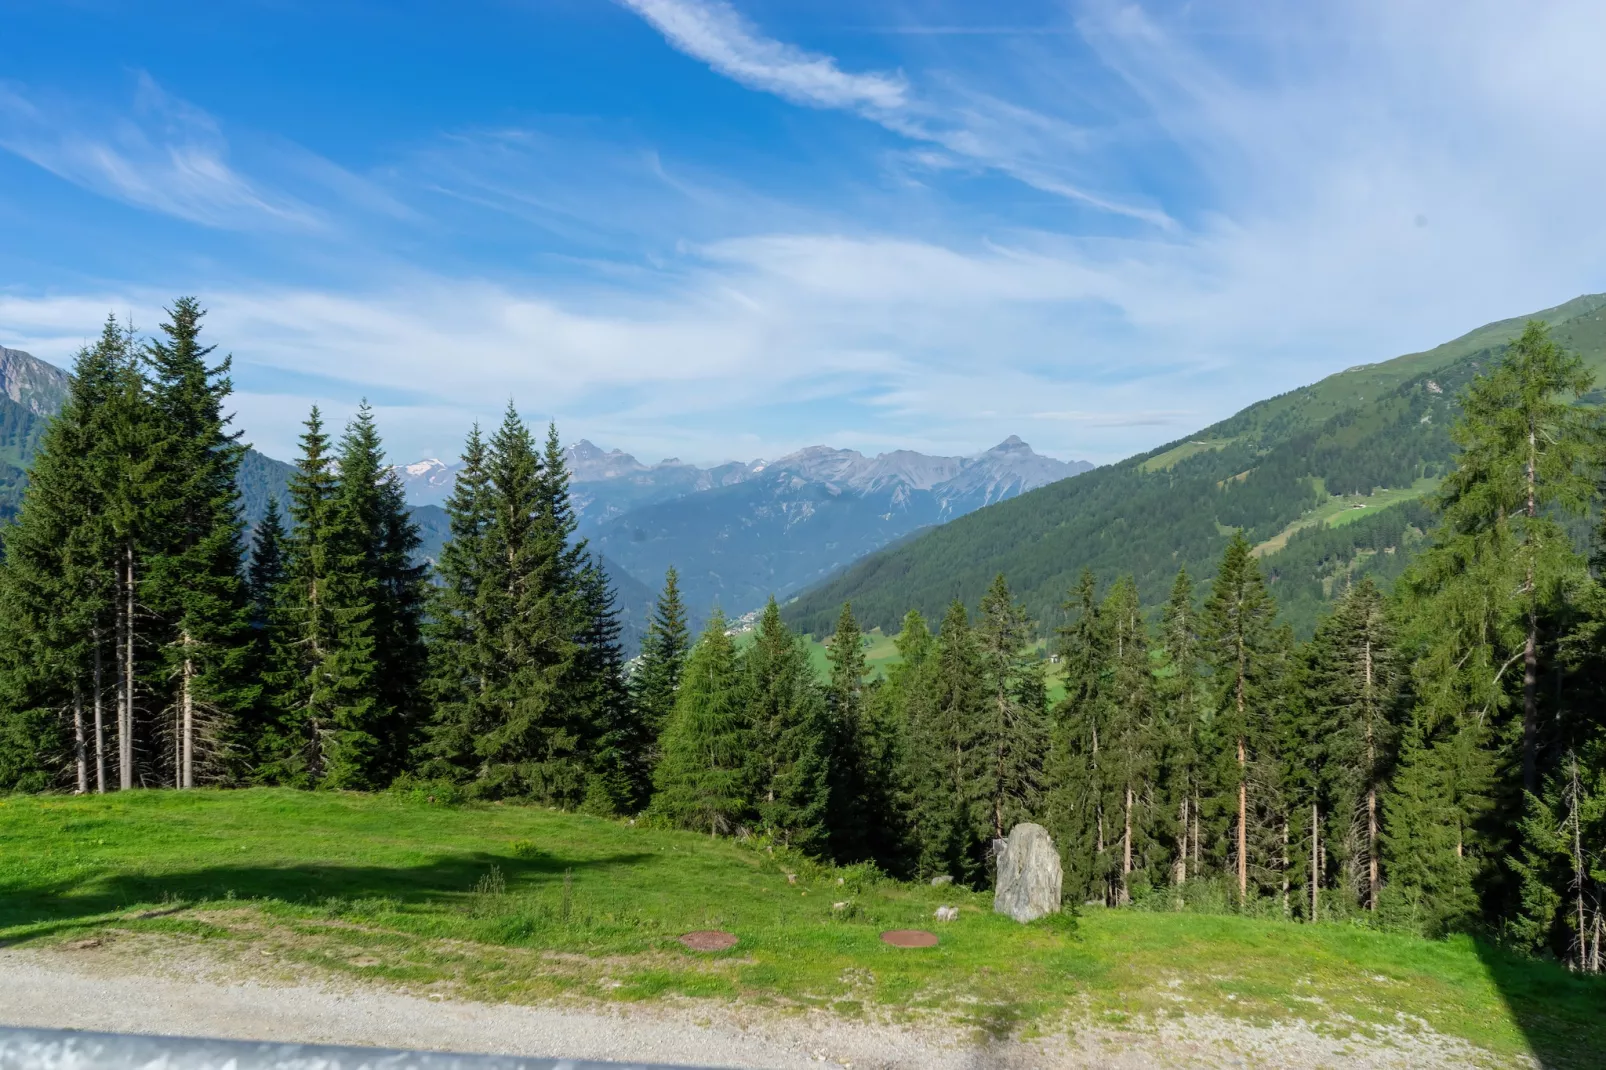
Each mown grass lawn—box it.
[2,789,1600,1066]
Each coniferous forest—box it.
[1,304,1603,975]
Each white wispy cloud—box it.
[617,0,1167,223]
[619,0,909,110]
[0,74,320,230]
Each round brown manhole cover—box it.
[880,929,939,948]
[678,930,738,952]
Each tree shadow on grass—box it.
[1473,938,1606,1070]
[0,848,651,942]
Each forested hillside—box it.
[787,293,1606,638]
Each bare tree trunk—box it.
[73,687,87,794]
[119,545,135,791]
[1281,817,1290,917]
[1121,784,1133,905]
[1310,802,1319,923]
[1175,794,1188,886]
[181,636,195,789]
[1364,635,1378,911]
[1192,793,1200,869]
[1573,755,1586,969]
[93,634,106,794]
[1237,737,1247,900]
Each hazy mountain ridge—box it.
[391,435,1091,624]
[785,292,1606,640]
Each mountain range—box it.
[394,436,1090,627]
[784,292,1606,640]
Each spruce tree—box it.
[258,407,350,785]
[1099,575,1156,904]
[331,404,427,780]
[742,597,831,852]
[652,612,748,835]
[474,405,587,803]
[142,298,254,787]
[575,557,635,815]
[421,427,494,778]
[911,600,987,883]
[1304,579,1399,914]
[825,602,872,861]
[1201,532,1279,903]
[1046,569,1112,903]
[0,318,126,791]
[975,574,1048,842]
[629,567,690,797]
[1154,567,1203,888]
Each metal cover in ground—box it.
[880,929,938,947]
[678,930,738,951]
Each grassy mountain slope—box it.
[787,294,1606,639]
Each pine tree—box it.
[473,406,587,803]
[825,602,873,861]
[1304,579,1399,914]
[743,597,831,852]
[334,404,428,779]
[652,612,748,835]
[258,407,350,785]
[909,600,987,883]
[0,318,127,792]
[1154,567,1203,889]
[1046,569,1112,903]
[1099,575,1155,904]
[975,574,1048,842]
[879,609,935,877]
[142,298,254,787]
[420,426,494,779]
[1201,532,1279,903]
[629,567,690,798]
[575,557,635,815]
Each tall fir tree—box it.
[1154,567,1204,889]
[652,612,748,835]
[1303,579,1399,914]
[142,298,255,787]
[1201,532,1279,903]
[1046,569,1113,903]
[974,574,1049,842]
[824,602,872,861]
[743,597,831,852]
[0,318,127,792]
[1099,576,1156,904]
[628,567,690,800]
[420,426,494,779]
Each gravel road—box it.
[0,944,1504,1069]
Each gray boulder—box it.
[993,823,1062,923]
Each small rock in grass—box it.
[836,877,845,885]
[930,875,953,887]
[832,901,848,911]
[786,873,797,884]
[934,906,959,922]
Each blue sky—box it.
[3,0,1605,466]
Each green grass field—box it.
[2,789,1600,1066]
